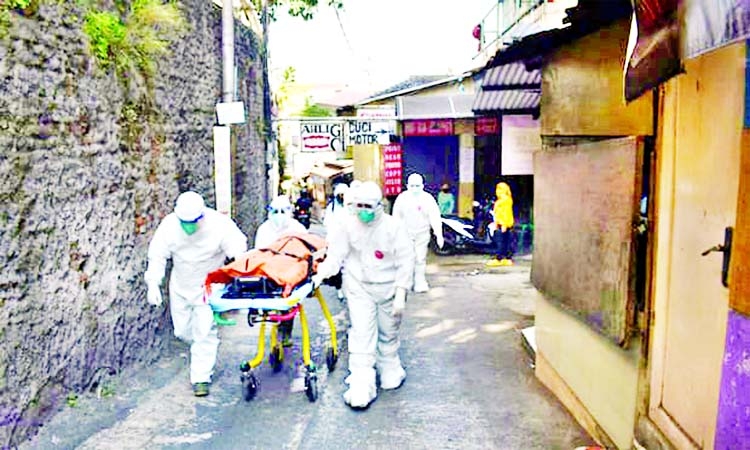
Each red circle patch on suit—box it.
[374,250,384,259]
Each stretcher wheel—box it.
[241,371,259,401]
[305,373,318,402]
[270,347,283,373]
[326,347,337,372]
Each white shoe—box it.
[343,381,376,408]
[379,365,406,390]
[413,282,429,293]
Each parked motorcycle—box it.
[294,205,311,229]
[430,200,496,256]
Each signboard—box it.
[403,119,454,137]
[300,121,344,152]
[475,117,499,135]
[346,120,395,146]
[357,107,396,119]
[501,115,540,175]
[382,144,403,196]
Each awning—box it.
[473,62,542,114]
[396,94,476,120]
[308,160,354,180]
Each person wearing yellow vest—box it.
[486,182,515,267]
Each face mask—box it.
[271,213,288,228]
[441,188,449,193]
[180,221,199,235]
[358,209,375,223]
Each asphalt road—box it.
[26,253,595,450]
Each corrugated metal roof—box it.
[483,62,542,87]
[472,62,542,113]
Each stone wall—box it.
[0,1,268,446]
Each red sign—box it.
[402,119,454,137]
[382,144,403,196]
[475,117,499,135]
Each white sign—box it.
[459,147,474,183]
[346,120,394,146]
[357,107,396,119]
[213,126,232,215]
[216,101,246,125]
[300,121,344,153]
[501,115,540,175]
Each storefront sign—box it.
[382,144,403,196]
[403,119,454,137]
[300,121,344,152]
[346,120,395,146]
[357,107,396,119]
[475,117,499,135]
[501,115,540,175]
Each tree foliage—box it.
[248,0,343,21]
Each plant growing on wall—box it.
[0,0,32,36]
[245,0,343,21]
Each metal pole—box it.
[222,0,235,102]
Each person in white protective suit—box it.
[144,191,248,397]
[254,195,307,249]
[323,183,350,300]
[254,195,307,345]
[312,181,415,409]
[391,173,444,293]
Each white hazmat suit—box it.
[313,182,415,408]
[392,173,444,293]
[254,195,306,249]
[144,191,248,392]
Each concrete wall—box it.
[0,1,267,446]
[535,297,640,449]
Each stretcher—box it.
[204,234,339,403]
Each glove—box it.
[311,273,325,289]
[392,287,406,317]
[146,282,163,306]
[488,222,497,237]
[435,233,444,249]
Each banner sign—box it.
[475,116,499,135]
[403,119,454,137]
[501,115,539,175]
[624,0,681,102]
[300,121,344,152]
[382,144,403,196]
[684,0,750,58]
[346,120,395,146]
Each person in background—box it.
[144,191,248,397]
[437,182,456,216]
[392,173,444,293]
[255,195,306,345]
[312,182,415,409]
[323,183,350,300]
[486,181,515,267]
[294,189,314,229]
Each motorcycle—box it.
[294,206,311,229]
[430,201,497,256]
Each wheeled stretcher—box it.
[204,234,339,402]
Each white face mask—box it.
[271,213,288,228]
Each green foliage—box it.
[82,0,188,82]
[300,97,332,117]
[66,392,78,408]
[248,0,343,21]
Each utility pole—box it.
[214,0,245,217]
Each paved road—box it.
[26,254,595,450]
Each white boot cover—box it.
[343,367,377,408]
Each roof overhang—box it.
[473,62,542,115]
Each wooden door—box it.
[649,43,744,448]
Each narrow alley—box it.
[26,255,594,450]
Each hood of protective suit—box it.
[175,191,206,222]
[495,182,511,199]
